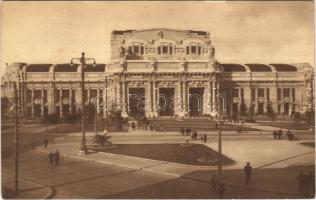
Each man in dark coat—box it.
[278,129,283,139]
[244,162,252,184]
[211,175,218,193]
[44,138,49,148]
[48,152,54,164]
[54,150,60,166]
[131,122,136,131]
[180,127,185,135]
[218,182,225,198]
[273,131,277,140]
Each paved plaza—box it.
[2,122,314,199]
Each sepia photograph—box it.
[0,1,315,199]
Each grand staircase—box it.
[149,118,217,132]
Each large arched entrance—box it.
[189,88,204,117]
[128,88,145,117]
[158,88,174,116]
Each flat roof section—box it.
[84,64,106,72]
[25,64,52,72]
[245,64,272,72]
[269,64,297,72]
[54,64,78,72]
[221,64,247,72]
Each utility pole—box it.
[71,52,96,155]
[13,82,19,193]
[216,94,225,184]
[105,76,108,124]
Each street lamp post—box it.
[71,52,96,155]
[12,81,19,193]
[104,76,108,120]
[216,94,226,183]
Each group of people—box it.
[297,171,315,197]
[272,129,284,140]
[48,150,61,166]
[180,127,209,142]
[200,133,208,143]
[273,129,295,141]
[180,127,192,136]
[131,121,154,132]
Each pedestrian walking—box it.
[218,182,225,198]
[131,122,136,131]
[54,150,60,166]
[44,138,49,148]
[211,175,218,193]
[244,162,252,184]
[48,152,54,165]
[146,121,149,130]
[273,131,277,140]
[188,128,192,136]
[278,129,283,139]
[150,124,154,132]
[204,134,207,143]
[180,127,185,135]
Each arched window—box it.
[128,43,144,55]
[186,43,203,55]
[157,43,174,55]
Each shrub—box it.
[64,113,81,124]
[42,113,60,124]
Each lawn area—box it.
[48,124,95,133]
[256,121,313,130]
[223,124,259,131]
[93,143,234,166]
[300,142,315,147]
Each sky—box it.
[0,1,314,76]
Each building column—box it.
[175,81,184,117]
[238,88,241,113]
[122,81,128,117]
[145,81,152,117]
[70,88,73,113]
[264,88,267,113]
[153,82,158,116]
[48,82,54,114]
[41,87,44,117]
[254,88,258,113]
[271,84,278,113]
[203,83,211,115]
[280,87,284,113]
[289,87,293,114]
[182,81,187,113]
[187,83,190,113]
[96,87,100,114]
[87,88,91,104]
[31,88,34,118]
[59,88,63,117]
[76,84,82,113]
[212,80,217,112]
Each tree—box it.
[1,97,11,119]
[266,103,276,121]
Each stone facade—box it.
[1,28,314,119]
